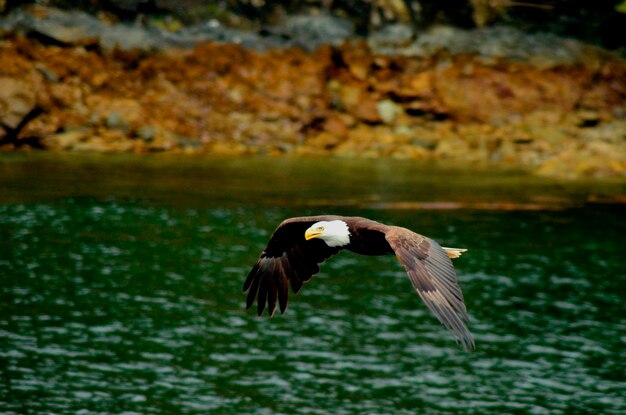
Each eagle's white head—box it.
[304,220,351,248]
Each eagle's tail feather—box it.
[442,247,467,259]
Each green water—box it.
[1,154,625,415]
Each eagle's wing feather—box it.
[244,216,342,316]
[385,227,474,351]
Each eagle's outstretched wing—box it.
[243,216,343,316]
[385,227,475,351]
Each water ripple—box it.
[1,201,625,415]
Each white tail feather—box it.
[442,247,467,259]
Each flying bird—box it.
[243,216,474,350]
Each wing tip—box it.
[279,303,288,315]
[460,335,476,352]
[250,303,287,318]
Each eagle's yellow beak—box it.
[304,227,322,241]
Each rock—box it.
[99,24,168,52]
[42,129,137,152]
[323,114,352,138]
[169,20,281,50]
[92,98,143,131]
[304,131,344,151]
[136,125,156,142]
[372,25,611,67]
[578,119,626,145]
[576,110,602,128]
[2,6,179,52]
[377,99,403,124]
[434,137,470,159]
[0,77,37,130]
[391,144,431,159]
[273,13,355,51]
[336,83,381,123]
[1,4,615,68]
[9,7,104,46]
[408,71,435,98]
[369,23,414,49]
[536,140,626,178]
[41,130,90,150]
[3,9,348,53]
[432,62,583,123]
[105,113,130,133]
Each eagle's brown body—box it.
[243,215,474,350]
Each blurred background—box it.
[1,2,625,415]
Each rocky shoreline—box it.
[1,6,625,179]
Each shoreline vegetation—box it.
[1,5,626,180]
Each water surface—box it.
[1,154,625,414]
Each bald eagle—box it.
[243,216,474,350]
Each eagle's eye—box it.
[317,226,325,231]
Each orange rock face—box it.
[1,38,625,178]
